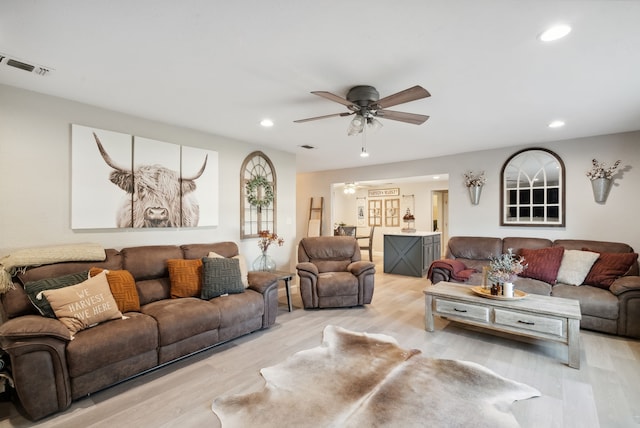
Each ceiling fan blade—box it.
[375,85,431,109]
[377,110,429,125]
[311,91,359,108]
[294,112,354,123]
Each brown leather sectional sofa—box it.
[0,242,279,421]
[428,236,640,339]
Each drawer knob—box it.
[518,320,535,325]
[454,308,468,313]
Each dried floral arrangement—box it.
[488,248,527,283]
[257,230,284,252]
[464,171,486,187]
[586,159,621,180]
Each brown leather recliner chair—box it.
[296,236,375,309]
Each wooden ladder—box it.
[307,197,324,236]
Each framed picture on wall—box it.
[71,124,219,229]
[368,199,382,227]
[357,198,366,226]
[385,198,400,227]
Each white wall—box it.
[0,84,297,270]
[297,132,640,252]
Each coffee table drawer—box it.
[435,299,489,322]
[494,308,565,337]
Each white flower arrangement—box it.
[488,248,527,283]
[464,171,486,187]
[586,159,621,180]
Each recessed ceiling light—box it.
[260,119,274,127]
[539,24,571,42]
[548,120,565,128]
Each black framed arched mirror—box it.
[501,148,565,227]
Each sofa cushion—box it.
[317,272,358,297]
[201,257,244,300]
[182,242,239,259]
[209,289,264,328]
[208,252,249,288]
[135,278,171,306]
[141,298,221,347]
[42,271,124,336]
[89,268,140,312]
[446,237,502,260]
[66,311,158,378]
[519,246,565,284]
[502,237,552,256]
[556,250,600,286]
[552,284,619,320]
[23,270,89,317]
[121,245,183,281]
[167,258,202,298]
[582,251,639,289]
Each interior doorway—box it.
[431,190,449,255]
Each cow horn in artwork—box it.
[182,155,208,181]
[93,132,130,172]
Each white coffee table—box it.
[424,282,582,369]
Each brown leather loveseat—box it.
[0,242,279,421]
[428,236,640,339]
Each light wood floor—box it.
[1,257,639,427]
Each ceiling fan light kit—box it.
[295,84,431,157]
[295,84,430,131]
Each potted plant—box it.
[586,159,621,203]
[464,171,486,205]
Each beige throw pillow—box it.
[208,252,249,288]
[42,270,124,336]
[556,250,600,286]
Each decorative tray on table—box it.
[470,286,528,300]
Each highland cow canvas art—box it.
[71,124,218,229]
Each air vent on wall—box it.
[0,52,53,76]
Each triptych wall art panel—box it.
[71,124,219,229]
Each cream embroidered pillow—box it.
[42,270,124,336]
[556,250,600,286]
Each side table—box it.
[272,270,294,312]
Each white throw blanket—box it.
[0,243,106,293]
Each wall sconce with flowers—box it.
[464,171,486,205]
[586,159,620,203]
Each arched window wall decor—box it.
[241,151,276,239]
[500,148,565,227]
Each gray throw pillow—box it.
[201,257,244,300]
[24,270,90,317]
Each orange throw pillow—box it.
[167,259,203,298]
[89,268,141,312]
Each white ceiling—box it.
[1,1,639,173]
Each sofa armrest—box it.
[247,271,278,294]
[609,275,640,296]
[0,315,72,343]
[348,261,375,276]
[296,262,318,277]
[0,315,72,420]
[609,276,640,339]
[246,272,279,329]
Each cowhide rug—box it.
[212,325,540,427]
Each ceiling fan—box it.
[294,85,430,135]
